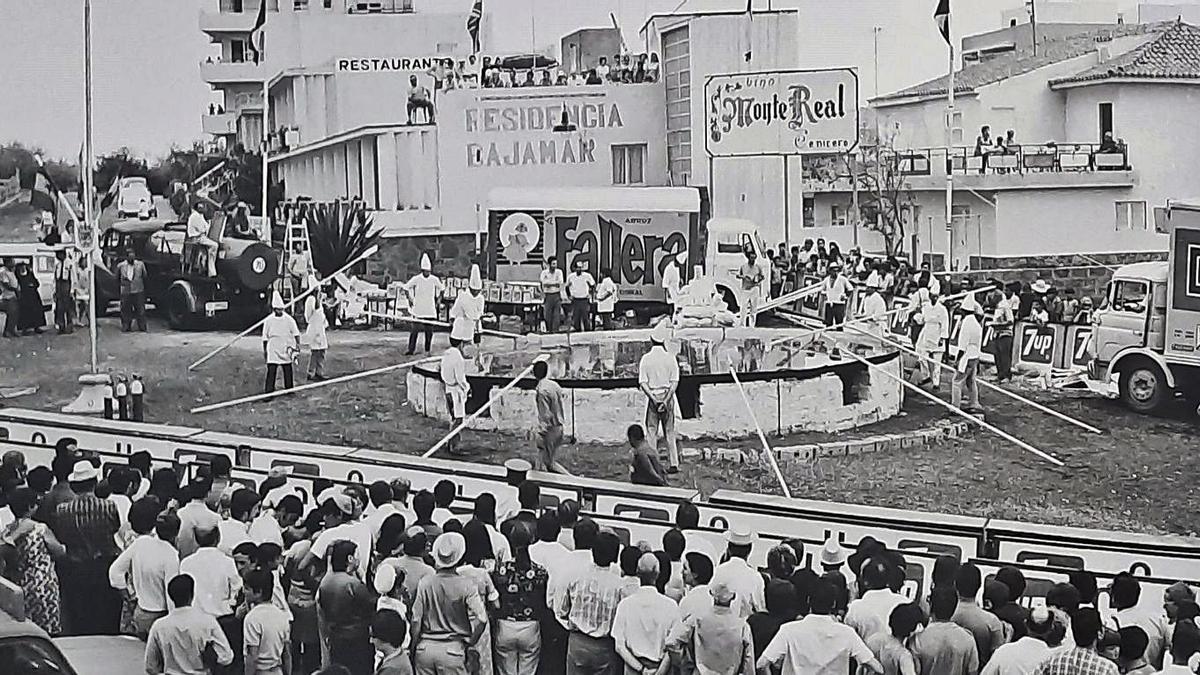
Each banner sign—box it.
[336,57,444,73]
[704,68,860,157]
[1067,326,1093,367]
[1017,323,1060,366]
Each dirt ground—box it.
[2,315,1197,537]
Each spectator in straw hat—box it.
[411,532,488,675]
[666,568,756,674]
[952,296,986,414]
[715,527,764,618]
[54,458,122,635]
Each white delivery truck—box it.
[1087,199,1200,412]
[475,186,769,324]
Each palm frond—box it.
[306,201,383,277]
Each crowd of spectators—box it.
[1,442,1199,674]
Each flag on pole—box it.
[100,172,121,212]
[467,0,483,54]
[248,0,267,64]
[744,0,753,62]
[29,170,57,217]
[934,0,951,45]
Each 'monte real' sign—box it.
[704,68,860,157]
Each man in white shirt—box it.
[529,512,579,674]
[145,575,234,675]
[952,297,985,414]
[299,493,373,580]
[176,477,222,559]
[449,264,485,358]
[822,262,853,328]
[179,525,242,621]
[217,488,260,556]
[303,280,329,381]
[540,257,565,333]
[662,251,685,318]
[109,502,181,639]
[249,494,302,548]
[565,259,596,332]
[678,551,716,620]
[185,202,219,277]
[736,249,764,327]
[363,480,398,540]
[262,291,300,394]
[1108,572,1170,669]
[404,253,444,355]
[857,277,889,339]
[757,578,883,674]
[981,606,1056,675]
[714,528,765,619]
[916,288,951,389]
[440,338,469,455]
[638,321,681,473]
[595,267,619,330]
[844,558,909,644]
[612,553,681,674]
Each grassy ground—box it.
[2,315,1196,536]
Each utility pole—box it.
[1028,0,1038,56]
[82,0,98,374]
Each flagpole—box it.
[82,0,98,374]
[944,38,955,274]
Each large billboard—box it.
[704,68,860,157]
[489,208,697,302]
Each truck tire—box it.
[1118,361,1170,414]
[166,284,197,331]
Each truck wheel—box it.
[166,286,196,331]
[1119,362,1169,414]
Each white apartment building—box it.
[804,20,1200,271]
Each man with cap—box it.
[858,275,889,339]
[915,287,950,390]
[612,552,680,675]
[667,566,755,674]
[821,260,853,328]
[565,258,597,332]
[54,459,122,634]
[715,527,765,619]
[405,252,444,355]
[440,337,470,455]
[737,248,765,327]
[262,290,301,394]
[450,264,486,355]
[410,532,489,675]
[303,275,330,380]
[638,322,681,474]
[540,256,565,333]
[662,251,686,320]
[952,296,985,414]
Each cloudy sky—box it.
[0,0,1027,160]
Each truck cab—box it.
[1090,199,1200,412]
[704,217,770,313]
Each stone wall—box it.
[922,250,1167,300]
[366,233,478,285]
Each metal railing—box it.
[345,0,413,13]
[886,142,1130,177]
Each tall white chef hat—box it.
[420,253,432,271]
[468,264,483,290]
[271,290,285,309]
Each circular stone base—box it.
[408,326,903,444]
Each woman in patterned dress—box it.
[490,520,548,675]
[1,487,64,634]
[460,519,501,675]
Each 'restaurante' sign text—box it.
[705,68,860,157]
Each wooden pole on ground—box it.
[421,354,550,459]
[365,311,523,340]
[727,364,792,498]
[188,244,380,371]
[845,324,1104,435]
[839,349,1065,467]
[190,354,437,414]
[767,285,1000,349]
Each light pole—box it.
[81,0,98,374]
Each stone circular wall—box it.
[407,327,903,443]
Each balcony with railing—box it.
[345,0,413,13]
[804,142,1136,194]
[200,57,266,84]
[202,111,238,136]
[200,0,268,34]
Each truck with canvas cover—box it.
[1087,199,1200,412]
[479,186,768,323]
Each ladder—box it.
[278,214,313,318]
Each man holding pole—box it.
[404,253,443,355]
[639,321,681,474]
[440,337,469,456]
[303,276,329,381]
[262,291,301,393]
[450,264,486,362]
[953,297,985,414]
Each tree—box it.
[851,131,915,258]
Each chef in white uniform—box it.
[661,251,684,318]
[439,337,470,455]
[303,276,329,381]
[262,291,301,393]
[858,277,889,338]
[915,287,950,389]
[450,264,486,351]
[405,253,444,355]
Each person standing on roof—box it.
[405,253,444,355]
[186,201,219,277]
[262,291,301,394]
[440,337,470,456]
[638,321,681,474]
